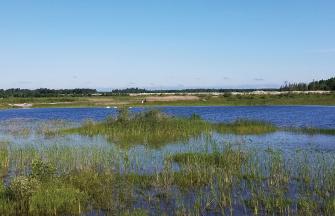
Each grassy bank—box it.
[142,93,335,106]
[1,92,335,109]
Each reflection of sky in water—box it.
[0,106,335,128]
[0,118,334,174]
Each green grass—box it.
[65,109,212,147]
[1,139,335,215]
[171,149,247,169]
[140,93,335,106]
[169,148,335,215]
[0,141,8,179]
[169,148,247,190]
[1,106,335,214]
[64,109,277,147]
[1,92,334,109]
[287,127,335,136]
[216,119,277,135]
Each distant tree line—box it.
[0,88,97,98]
[280,77,335,91]
[104,87,278,95]
[1,77,333,98]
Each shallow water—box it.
[0,106,334,174]
[0,107,334,215]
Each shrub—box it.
[31,158,56,182]
[10,176,41,214]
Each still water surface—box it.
[0,106,334,173]
[0,106,334,128]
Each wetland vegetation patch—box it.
[0,141,334,215]
[64,108,278,147]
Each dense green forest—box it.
[280,77,335,91]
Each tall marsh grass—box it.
[0,138,334,215]
[286,127,335,136]
[64,108,277,147]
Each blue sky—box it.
[0,0,334,89]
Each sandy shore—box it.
[145,95,200,102]
[8,103,33,108]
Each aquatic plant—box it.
[215,119,277,135]
[64,109,277,147]
[0,141,9,178]
[287,127,335,136]
[0,140,334,215]
[1,111,335,215]
[65,109,213,147]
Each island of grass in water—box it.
[63,108,277,147]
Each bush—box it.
[31,158,56,181]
